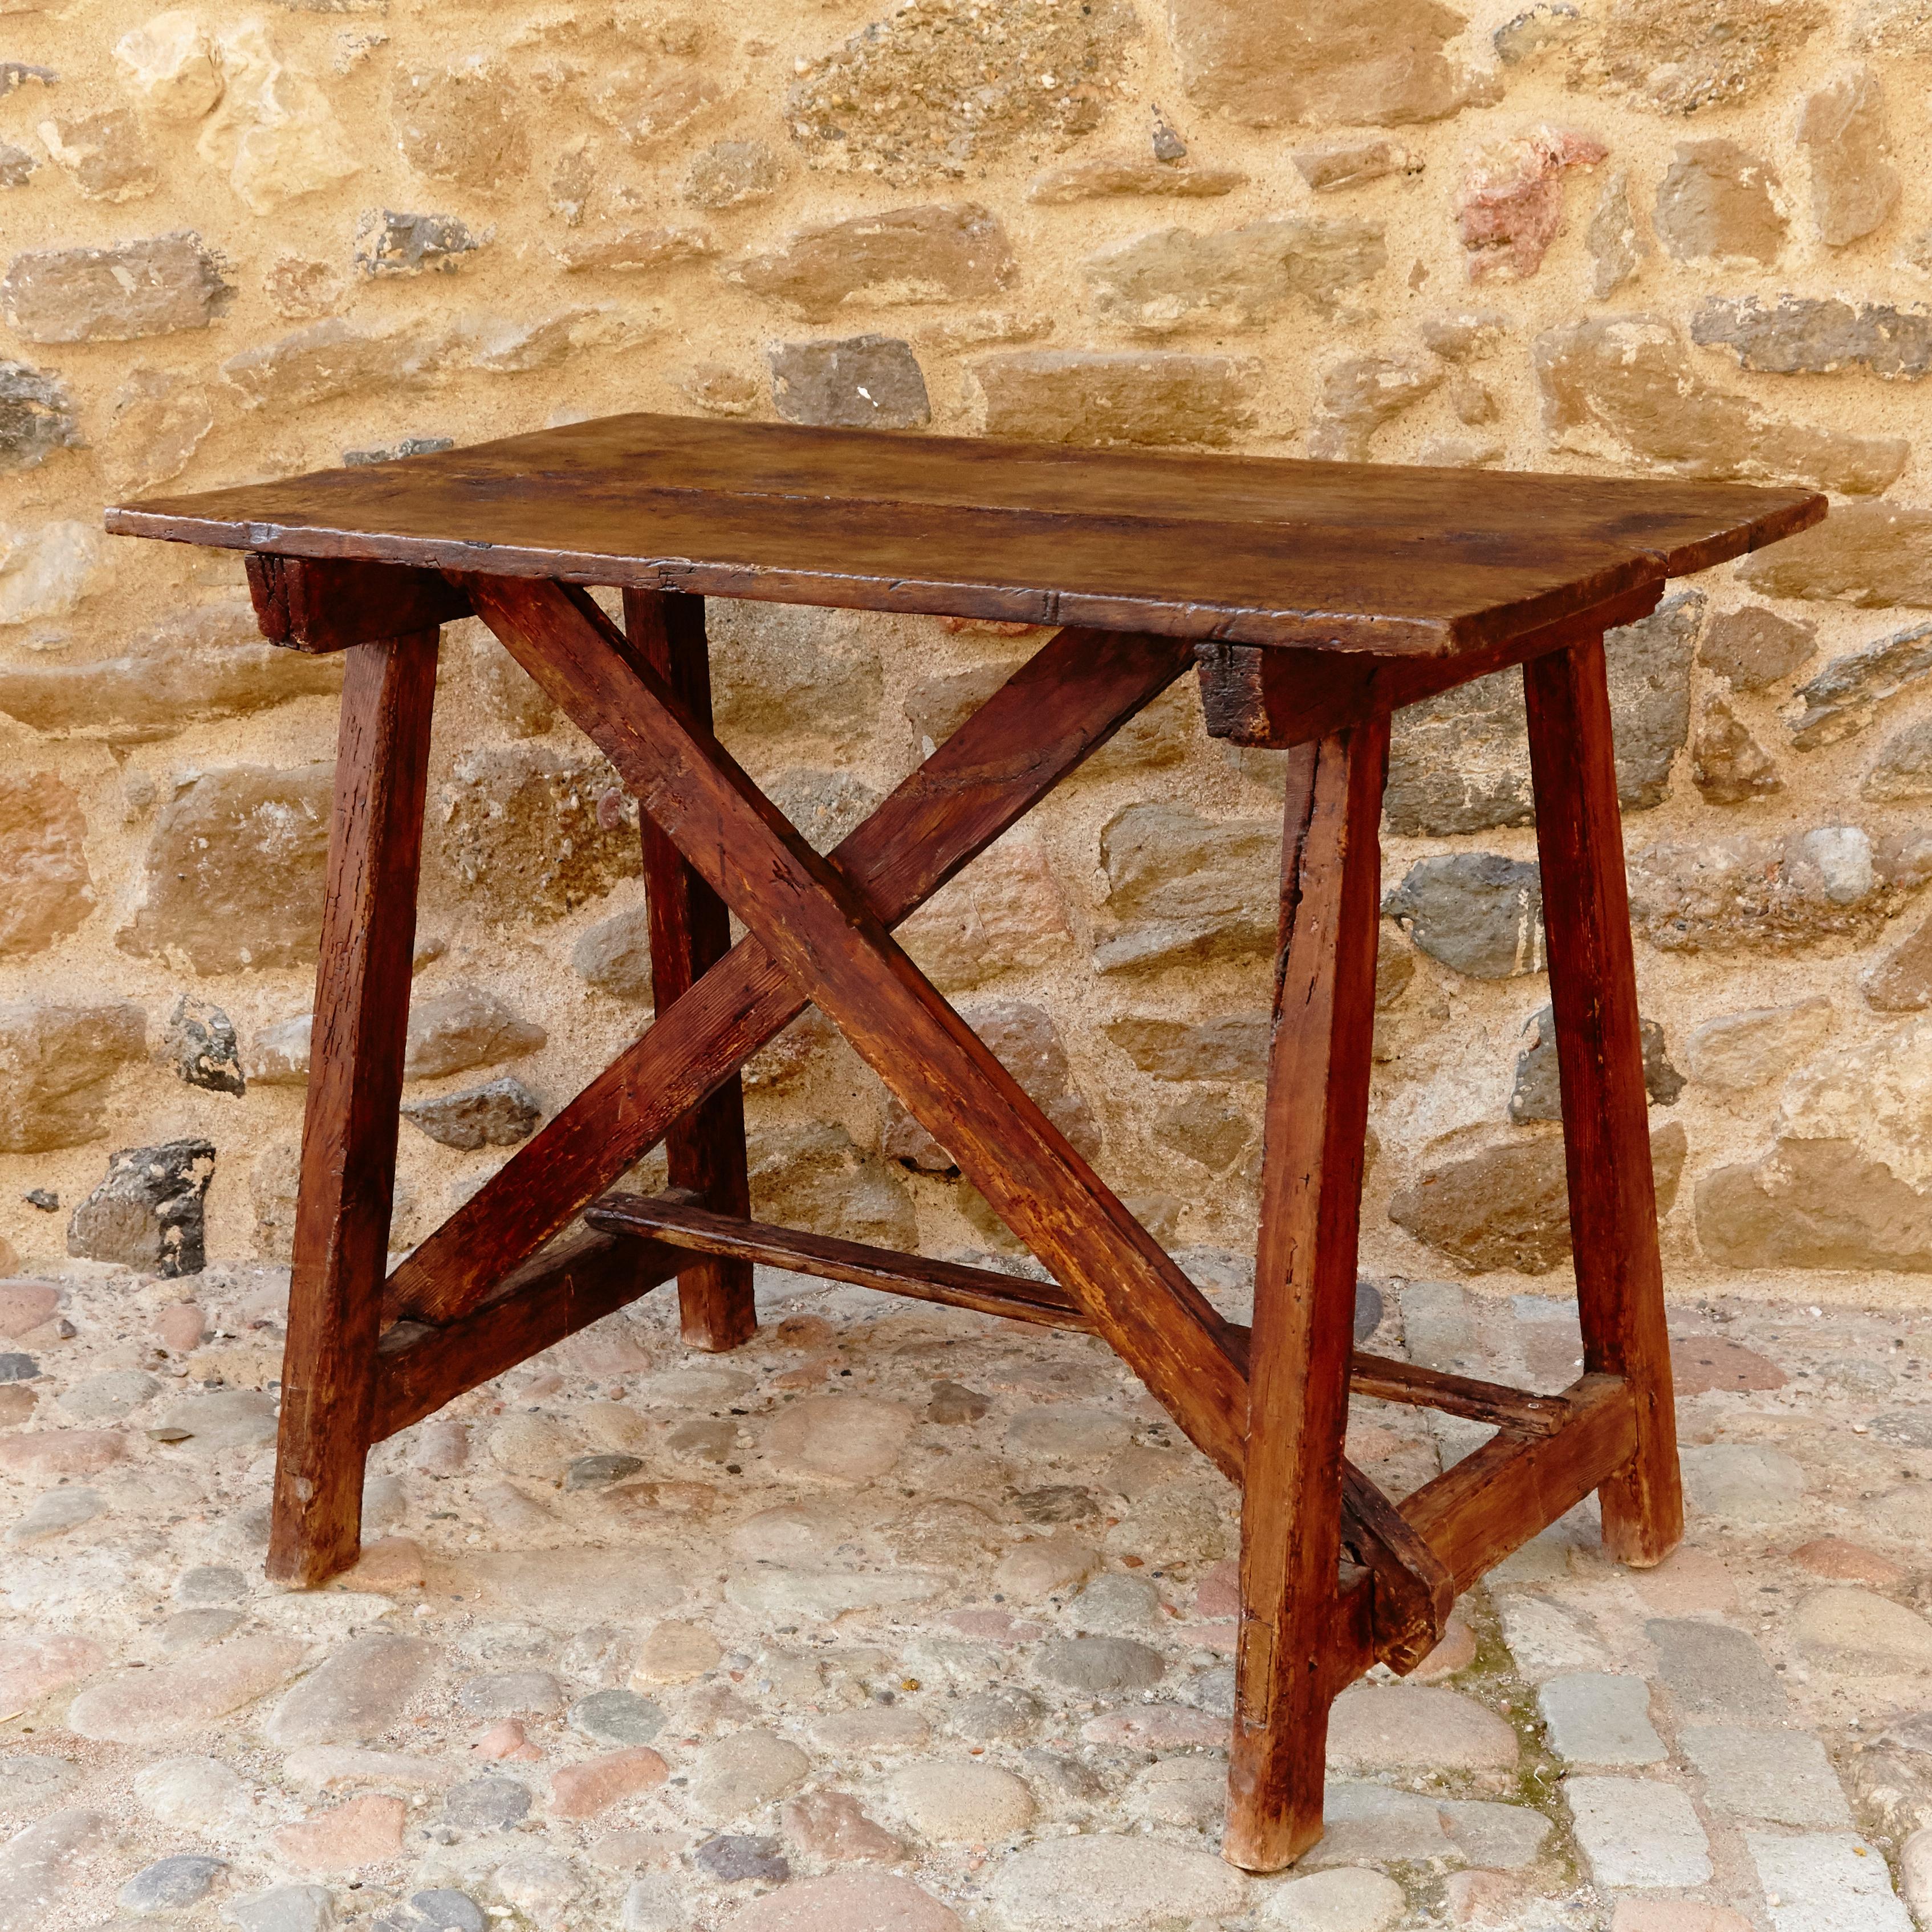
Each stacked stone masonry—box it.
[3,0,1932,1592]
[0,0,1928,1295]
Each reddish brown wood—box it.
[1227,712,1389,1873]
[1402,1374,1639,1593]
[1195,581,1663,750]
[115,413,1824,654]
[621,589,756,1353]
[453,573,1251,1480]
[246,554,470,653]
[373,1230,683,1440]
[1523,638,1685,1568]
[267,631,438,1587]
[382,620,1195,1331]
[1339,1460,1455,1673]
[1348,1352,1570,1437]
[588,1191,1093,1331]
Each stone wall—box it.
[0,0,1928,1306]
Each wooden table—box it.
[108,416,1822,1870]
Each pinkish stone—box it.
[472,1718,543,1762]
[153,1301,206,1352]
[0,1429,126,1476]
[723,1873,961,1931]
[0,1385,35,1428]
[0,1281,60,1336]
[943,1610,1044,1646]
[1173,1622,1239,1654]
[1632,1546,1739,1615]
[1409,1615,1479,1682]
[1447,1871,1530,1925]
[1612,1904,1755,1932]
[1194,1558,1238,1620]
[1670,1336,1787,1395]
[548,1746,670,1818]
[1458,127,1609,280]
[344,1536,426,1592]
[780,1790,905,1864]
[1081,1705,1225,1748]
[272,1793,408,1872]
[1792,1537,1907,1585]
[0,1632,105,1710]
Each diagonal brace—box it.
[450,574,1251,1480]
[384,613,1197,1333]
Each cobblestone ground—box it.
[2,1260,1930,1932]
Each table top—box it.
[106,413,1825,655]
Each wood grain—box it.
[113,413,1824,654]
[1195,582,1663,749]
[246,554,470,653]
[373,1230,682,1440]
[621,589,755,1353]
[1348,1352,1571,1437]
[1524,637,1685,1568]
[1227,714,1389,1873]
[453,573,1251,1480]
[382,619,1195,1331]
[1403,1374,1640,1593]
[267,630,438,1586]
[1339,1459,1455,1674]
[588,1190,1093,1331]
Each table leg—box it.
[1227,714,1389,1872]
[1523,636,1683,1568]
[267,631,439,1586]
[623,590,756,1353]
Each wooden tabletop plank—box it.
[106,413,1825,654]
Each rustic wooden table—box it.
[108,416,1823,1871]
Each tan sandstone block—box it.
[727,204,1016,320]
[970,349,1259,447]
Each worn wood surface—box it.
[454,572,1252,1479]
[113,414,1821,654]
[267,631,438,1586]
[1227,715,1389,1872]
[381,620,1194,1331]
[589,1190,1094,1331]
[373,1230,682,1440]
[1524,637,1685,1568]
[1348,1352,1570,1436]
[1404,1375,1640,1593]
[1194,581,1663,748]
[246,554,470,653]
[1339,1460,1455,1674]
[621,589,756,1353]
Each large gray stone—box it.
[1747,1832,1912,1932]
[1537,1673,1667,1766]
[1382,855,1543,978]
[1095,802,1276,971]
[1384,592,1703,835]
[120,1853,228,1917]
[1565,1776,1711,1887]
[1510,1003,1682,1121]
[767,336,929,431]
[1647,1618,1789,1720]
[1682,1725,1853,1825]
[400,1078,541,1150]
[1788,622,1932,749]
[1693,296,1932,380]
[67,1138,214,1276]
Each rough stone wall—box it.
[0,0,1929,1308]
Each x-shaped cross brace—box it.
[265,563,1676,1872]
